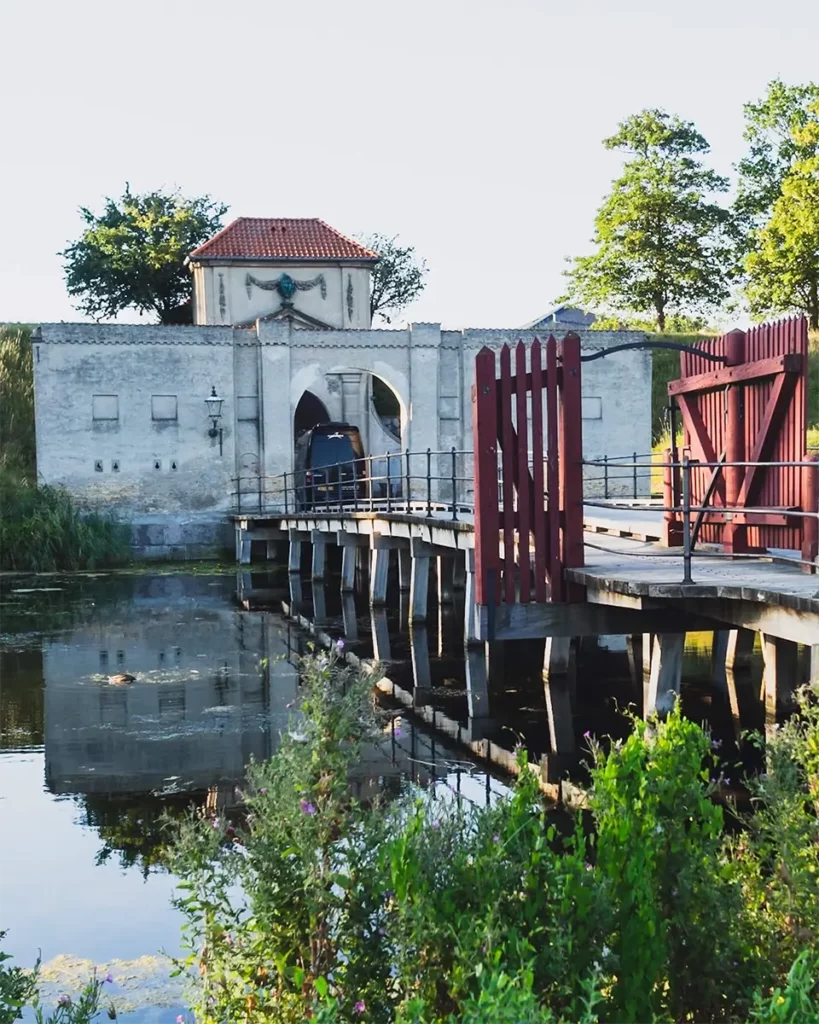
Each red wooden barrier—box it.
[472,334,584,606]
[667,316,811,556]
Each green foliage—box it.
[736,79,819,229]
[749,951,819,1024]
[357,233,428,324]
[61,186,227,323]
[0,325,35,481]
[562,109,732,330]
[0,931,38,1021]
[0,471,130,572]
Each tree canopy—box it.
[61,186,227,324]
[357,233,428,324]
[561,109,732,331]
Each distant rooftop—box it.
[190,218,379,262]
[522,305,597,330]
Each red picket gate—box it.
[666,316,817,561]
[472,333,585,608]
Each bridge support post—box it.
[811,645,819,685]
[409,539,432,623]
[437,556,455,606]
[341,594,358,642]
[311,530,326,581]
[543,637,576,754]
[463,550,480,646]
[288,529,302,574]
[465,646,490,718]
[626,634,644,711]
[312,582,327,625]
[645,633,685,717]
[398,549,412,592]
[726,628,755,671]
[762,634,798,727]
[239,532,252,565]
[452,552,466,591]
[370,546,390,606]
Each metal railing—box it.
[232,449,475,520]
[583,454,819,582]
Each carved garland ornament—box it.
[245,272,327,306]
[346,274,354,322]
[218,273,226,321]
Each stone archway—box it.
[293,390,330,440]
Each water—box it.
[0,569,505,1020]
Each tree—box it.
[735,79,819,230]
[62,186,228,324]
[745,107,819,328]
[561,110,732,331]
[356,233,427,324]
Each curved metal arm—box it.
[579,340,726,364]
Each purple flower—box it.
[354,1000,366,1014]
[58,995,71,1006]
[177,1017,185,1024]
[104,972,114,984]
[258,787,268,795]
[583,730,591,739]
[300,799,317,815]
[431,820,440,830]
[337,638,345,651]
[394,725,403,739]
[585,862,593,871]
[481,944,487,954]
[711,738,723,750]
[492,834,500,843]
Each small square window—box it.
[111,460,120,472]
[94,460,103,472]
[170,460,178,471]
[154,459,162,471]
[151,395,178,421]
[92,395,119,421]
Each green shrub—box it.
[0,325,35,481]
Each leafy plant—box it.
[0,325,35,481]
[357,233,428,324]
[0,931,38,1022]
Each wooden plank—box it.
[515,340,531,602]
[675,393,726,507]
[546,335,562,600]
[472,346,500,606]
[558,333,585,582]
[530,337,547,602]
[499,344,516,604]
[667,353,801,396]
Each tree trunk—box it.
[809,275,818,331]
[656,302,666,332]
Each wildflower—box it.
[58,995,71,1006]
[583,730,591,739]
[394,724,403,739]
[300,799,317,815]
[354,1000,366,1014]
[104,972,114,984]
[492,834,500,843]
[585,862,593,871]
[654,824,663,834]
[602,945,611,957]
[711,738,723,750]
[177,1017,185,1024]
[481,944,487,954]
[211,817,221,830]
[337,638,345,651]
[431,820,440,830]
[258,787,268,795]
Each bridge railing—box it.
[582,453,819,579]
[231,448,476,520]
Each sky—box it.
[1,0,817,330]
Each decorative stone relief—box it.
[346,274,354,322]
[325,375,342,395]
[218,274,226,321]
[245,272,327,306]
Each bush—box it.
[0,325,36,481]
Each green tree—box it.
[735,79,819,229]
[357,233,428,324]
[745,137,819,327]
[61,186,227,324]
[561,109,732,331]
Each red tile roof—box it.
[189,218,378,262]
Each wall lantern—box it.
[205,386,224,454]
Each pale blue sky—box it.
[1,0,816,329]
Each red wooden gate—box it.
[667,316,816,558]
[472,333,584,608]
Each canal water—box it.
[1,563,791,1018]
[0,569,508,1020]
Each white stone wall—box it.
[192,261,372,329]
[33,320,653,542]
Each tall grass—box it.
[0,324,36,480]
[0,470,130,571]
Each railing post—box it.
[353,460,359,513]
[405,448,410,510]
[558,333,585,587]
[801,453,819,572]
[237,475,242,515]
[426,447,432,517]
[603,455,608,499]
[283,472,289,515]
[662,449,682,546]
[682,453,693,584]
[258,472,263,513]
[386,451,392,514]
[633,451,638,499]
[451,446,458,521]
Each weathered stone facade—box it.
[33,320,652,557]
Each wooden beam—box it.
[675,393,725,506]
[671,598,817,646]
[667,353,802,396]
[735,371,798,509]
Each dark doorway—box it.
[294,391,331,440]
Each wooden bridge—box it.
[234,318,819,753]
